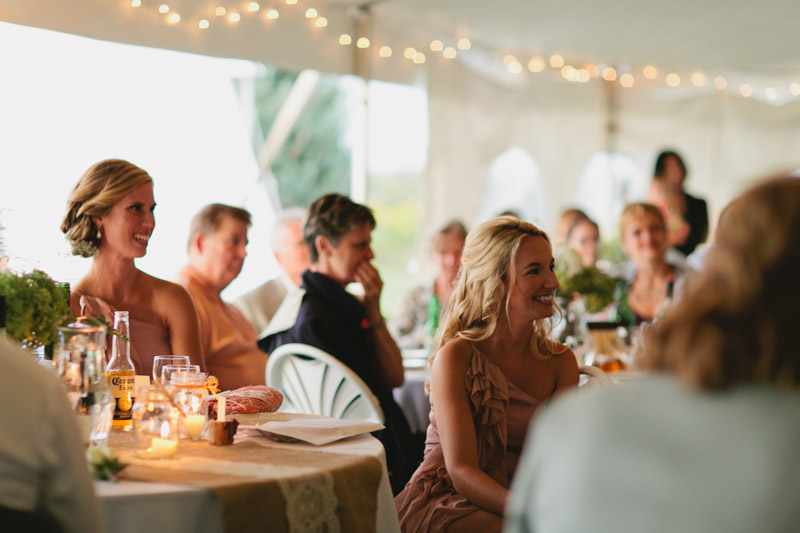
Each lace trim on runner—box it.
[278,472,340,533]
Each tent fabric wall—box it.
[426,60,800,240]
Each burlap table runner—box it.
[108,431,382,532]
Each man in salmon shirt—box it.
[177,203,267,390]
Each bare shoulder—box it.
[144,273,193,305]
[552,346,579,388]
[431,337,473,379]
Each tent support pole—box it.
[349,6,371,203]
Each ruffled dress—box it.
[395,342,560,531]
[77,294,172,379]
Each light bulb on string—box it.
[315,17,327,27]
[765,88,777,101]
[691,72,706,87]
[131,0,142,7]
[528,57,545,73]
[339,34,352,46]
[198,19,210,29]
[356,37,370,49]
[168,13,180,23]
[457,38,471,50]
[404,47,416,59]
[229,12,240,22]
[158,4,169,13]
[215,7,226,16]
[602,67,617,82]
[643,65,657,79]
[266,9,279,19]
[248,2,260,12]
[549,54,564,68]
[430,40,443,52]
[790,83,800,96]
[413,52,426,64]
[714,76,727,90]
[379,46,392,58]
[620,73,634,87]
[740,84,752,97]
[442,47,457,59]
[666,73,680,87]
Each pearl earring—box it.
[97,228,102,240]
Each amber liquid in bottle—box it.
[107,311,135,428]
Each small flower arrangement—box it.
[0,269,69,350]
[86,446,127,481]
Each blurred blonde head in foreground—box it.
[645,176,800,389]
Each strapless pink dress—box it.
[77,294,172,379]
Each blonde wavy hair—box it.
[644,176,800,389]
[61,159,153,257]
[433,215,557,362]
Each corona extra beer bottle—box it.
[107,311,135,428]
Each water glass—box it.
[133,388,180,459]
[161,364,200,386]
[152,355,190,385]
[169,371,209,440]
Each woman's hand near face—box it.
[355,262,383,324]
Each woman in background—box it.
[395,216,578,532]
[613,202,693,325]
[61,159,204,377]
[390,220,467,350]
[505,176,800,533]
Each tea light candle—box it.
[185,414,205,440]
[143,437,177,459]
[218,396,226,422]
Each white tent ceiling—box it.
[3,0,800,236]
[3,0,798,89]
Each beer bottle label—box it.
[109,374,135,421]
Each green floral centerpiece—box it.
[555,248,617,314]
[0,269,69,350]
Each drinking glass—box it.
[169,371,209,440]
[161,364,200,387]
[152,355,190,385]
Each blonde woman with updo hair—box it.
[395,216,578,532]
[61,159,204,377]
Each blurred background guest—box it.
[61,159,204,377]
[564,214,600,268]
[395,216,578,533]
[390,220,467,350]
[551,207,589,248]
[234,208,309,336]
[178,204,267,390]
[612,203,693,326]
[260,193,420,493]
[0,336,101,533]
[648,150,708,256]
[505,176,800,533]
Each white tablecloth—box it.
[95,413,400,533]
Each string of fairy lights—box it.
[126,0,800,101]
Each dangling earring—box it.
[97,228,102,240]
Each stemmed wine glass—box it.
[152,355,190,385]
[161,364,200,387]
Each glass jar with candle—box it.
[169,370,208,441]
[132,388,180,459]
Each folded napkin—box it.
[255,417,385,446]
[209,386,283,417]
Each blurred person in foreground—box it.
[505,176,800,533]
[0,336,101,533]
[61,159,204,377]
[395,216,578,532]
[259,193,420,493]
[234,208,309,336]
[390,220,467,350]
[177,204,267,390]
[612,202,694,325]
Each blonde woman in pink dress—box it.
[395,216,579,532]
[61,159,205,377]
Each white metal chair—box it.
[266,343,385,424]
[578,365,613,388]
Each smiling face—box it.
[316,223,375,287]
[505,236,559,322]
[622,212,668,266]
[195,215,249,292]
[96,182,155,259]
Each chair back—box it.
[266,343,385,424]
[578,365,613,388]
